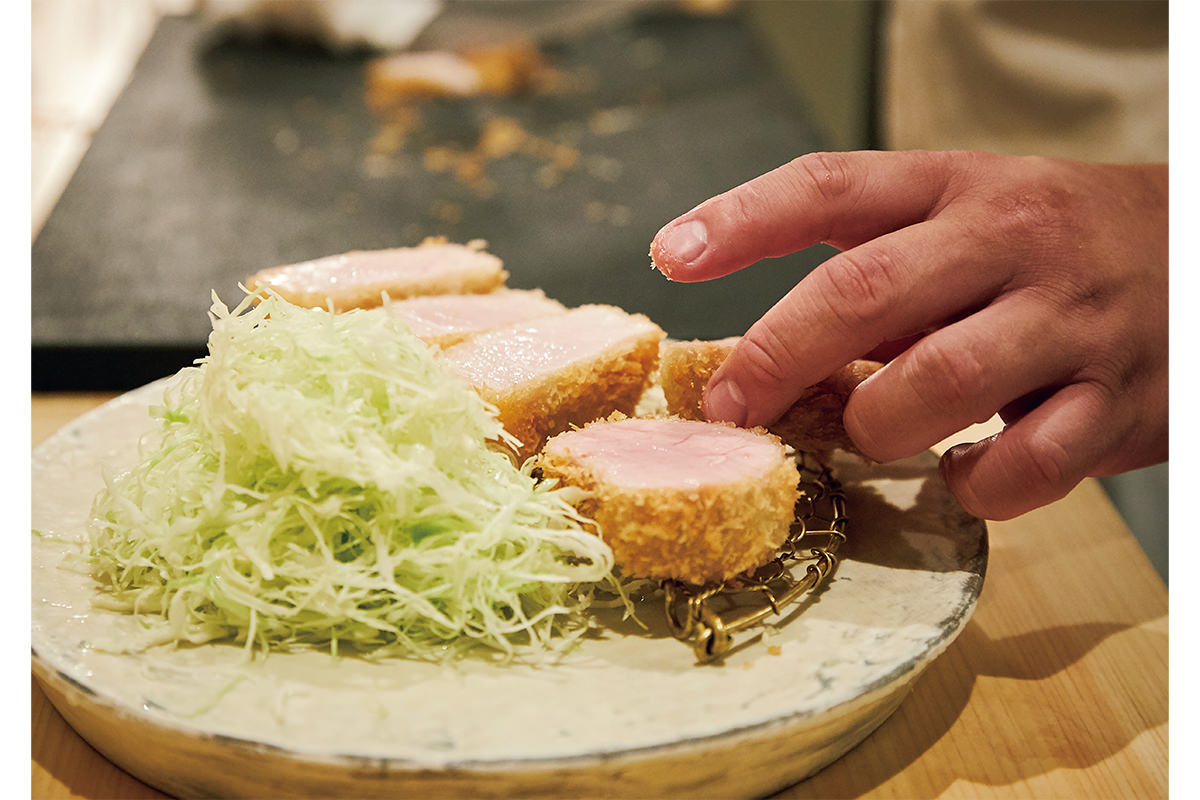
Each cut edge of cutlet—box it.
[243,238,509,311]
[496,327,663,461]
[536,416,800,586]
[454,306,665,461]
[389,288,569,349]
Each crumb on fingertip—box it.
[648,243,674,280]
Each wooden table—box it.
[31,393,1169,799]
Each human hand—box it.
[649,150,1168,519]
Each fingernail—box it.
[655,219,708,274]
[704,377,748,427]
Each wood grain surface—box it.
[30,394,1168,799]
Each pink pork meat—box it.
[536,416,799,585]
[389,289,567,348]
[245,238,508,311]
[441,305,664,460]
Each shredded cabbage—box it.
[87,291,615,661]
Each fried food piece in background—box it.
[365,41,546,108]
[244,238,508,311]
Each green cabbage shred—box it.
[88,291,616,661]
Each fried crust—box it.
[475,317,663,461]
[536,417,799,585]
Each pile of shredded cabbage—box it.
[88,292,616,661]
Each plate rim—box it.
[31,378,988,776]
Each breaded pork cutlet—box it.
[659,338,882,457]
[388,289,567,349]
[245,238,508,311]
[442,305,664,461]
[536,416,799,586]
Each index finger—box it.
[649,150,961,282]
[702,214,1006,429]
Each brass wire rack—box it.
[661,452,847,663]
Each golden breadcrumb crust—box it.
[536,417,799,585]
[658,337,738,419]
[475,316,663,461]
[659,339,882,456]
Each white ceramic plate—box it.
[32,380,986,799]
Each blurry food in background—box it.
[199,0,443,51]
[366,41,548,103]
[362,36,603,199]
[244,238,507,311]
[204,0,739,231]
[392,113,585,198]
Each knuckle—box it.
[903,337,988,418]
[1012,282,1116,370]
[1078,351,1128,399]
[1024,274,1106,317]
[736,327,796,387]
[994,192,1065,243]
[790,151,856,205]
[786,152,865,241]
[986,163,1082,255]
[820,246,906,333]
[721,186,762,230]
[1019,429,1078,493]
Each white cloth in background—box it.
[880,0,1168,162]
[199,0,443,51]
